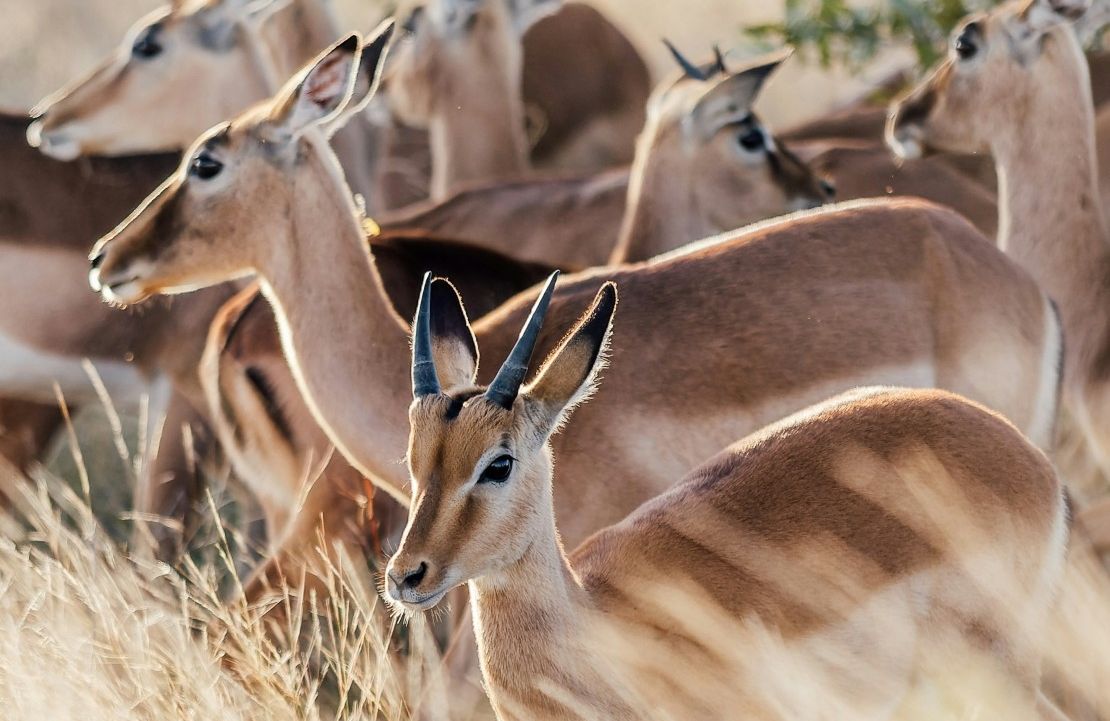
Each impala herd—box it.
[5,0,1110,717]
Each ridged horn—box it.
[485,271,560,409]
[663,38,709,81]
[411,272,440,398]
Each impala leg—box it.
[0,398,65,504]
[131,388,214,561]
[0,398,64,471]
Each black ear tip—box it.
[338,33,360,52]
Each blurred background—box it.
[0,0,928,129]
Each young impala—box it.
[88,31,1063,552]
[382,42,831,268]
[28,0,647,208]
[887,0,1110,507]
[385,274,1067,721]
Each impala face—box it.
[87,29,390,305]
[28,0,286,160]
[887,0,1090,160]
[383,0,561,127]
[386,275,616,612]
[638,46,833,230]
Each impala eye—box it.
[738,127,765,152]
[132,27,163,59]
[189,151,223,180]
[478,455,514,484]
[954,24,980,61]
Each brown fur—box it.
[395,338,1065,719]
[889,0,1110,480]
[0,111,228,556]
[88,60,1061,544]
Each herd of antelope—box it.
[5,0,1110,717]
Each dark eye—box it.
[402,6,424,33]
[478,455,513,484]
[738,127,764,152]
[132,28,163,59]
[954,31,978,60]
[189,151,223,180]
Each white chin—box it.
[388,587,449,614]
[38,137,83,162]
[891,135,924,161]
[101,281,149,306]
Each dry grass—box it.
[2,411,1110,720]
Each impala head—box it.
[887,0,1091,160]
[383,0,561,127]
[385,273,616,612]
[634,43,833,226]
[88,26,391,305]
[28,0,308,160]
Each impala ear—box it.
[525,283,616,431]
[506,0,562,34]
[322,19,396,136]
[1015,0,1090,37]
[426,278,479,390]
[268,33,361,139]
[691,47,791,138]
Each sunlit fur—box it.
[380,49,831,269]
[889,0,1110,519]
[384,0,561,198]
[387,290,1066,720]
[29,0,341,158]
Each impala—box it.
[89,32,1063,548]
[382,43,831,268]
[385,274,1067,720]
[0,111,229,555]
[888,0,1110,499]
[204,232,554,545]
[27,0,648,209]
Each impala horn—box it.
[664,39,709,81]
[712,44,728,74]
[486,271,560,409]
[412,272,441,398]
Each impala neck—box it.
[257,135,413,505]
[468,488,595,720]
[427,82,530,199]
[992,35,1110,387]
[611,147,713,263]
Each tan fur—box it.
[889,0,1110,478]
[381,58,830,268]
[89,37,1062,547]
[390,317,1066,720]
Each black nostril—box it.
[402,561,428,589]
[90,251,105,270]
[820,179,836,199]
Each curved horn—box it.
[486,271,560,409]
[411,272,441,398]
[663,38,708,81]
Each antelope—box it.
[0,111,228,555]
[89,31,1064,550]
[887,0,1110,499]
[204,232,553,545]
[381,44,831,268]
[385,274,1068,721]
[27,0,648,210]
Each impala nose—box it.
[389,561,428,591]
